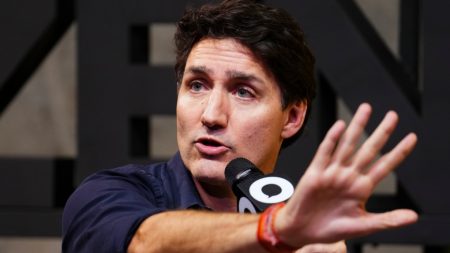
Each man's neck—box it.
[193,179,237,212]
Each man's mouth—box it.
[195,137,230,156]
[200,139,222,146]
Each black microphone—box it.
[225,157,294,213]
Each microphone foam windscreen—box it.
[224,157,257,185]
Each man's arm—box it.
[128,210,346,253]
[129,103,417,252]
[128,210,264,253]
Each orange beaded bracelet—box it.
[257,203,297,253]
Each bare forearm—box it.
[128,210,266,253]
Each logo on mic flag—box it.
[249,177,294,204]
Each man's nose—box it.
[200,90,228,130]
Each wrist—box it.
[273,203,304,249]
[257,203,298,253]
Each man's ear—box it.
[281,100,307,139]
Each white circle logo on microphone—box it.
[249,177,294,204]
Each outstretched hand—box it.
[276,103,418,248]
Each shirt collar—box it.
[167,152,209,210]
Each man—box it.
[62,0,418,252]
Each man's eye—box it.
[235,87,253,98]
[190,81,204,92]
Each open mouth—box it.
[195,137,229,156]
[200,139,222,147]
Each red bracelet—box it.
[257,203,297,253]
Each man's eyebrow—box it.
[184,67,264,84]
[185,66,212,75]
[226,70,264,84]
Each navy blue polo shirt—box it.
[62,152,206,253]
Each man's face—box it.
[176,38,303,186]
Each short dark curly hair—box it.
[174,0,316,148]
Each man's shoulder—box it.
[84,156,178,184]
[106,161,169,179]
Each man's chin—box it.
[198,175,228,186]
[186,155,237,183]
[193,175,233,198]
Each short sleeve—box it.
[62,166,166,253]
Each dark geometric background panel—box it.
[266,0,450,250]
[0,0,74,236]
[77,0,213,182]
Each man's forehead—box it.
[184,38,275,81]
[194,37,251,54]
[187,38,259,65]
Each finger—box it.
[352,111,399,170]
[339,209,418,240]
[361,209,418,235]
[309,120,346,170]
[367,133,418,184]
[296,241,346,253]
[332,103,372,164]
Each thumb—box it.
[366,209,418,232]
